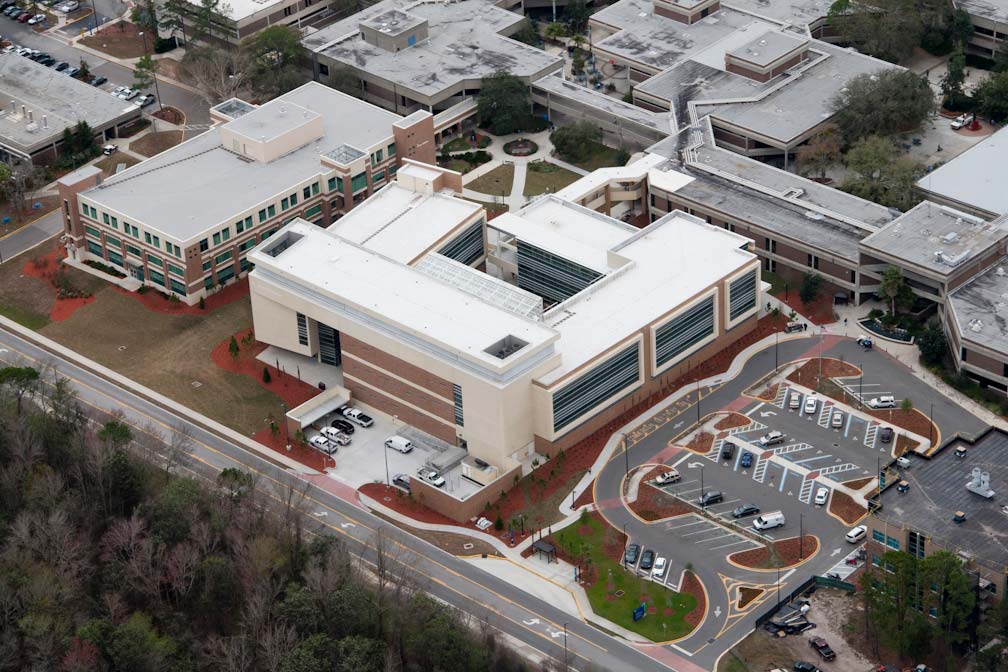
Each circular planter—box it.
[503,139,538,156]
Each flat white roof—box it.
[537,212,756,385]
[917,126,1008,217]
[252,221,558,372]
[327,182,481,264]
[492,198,638,273]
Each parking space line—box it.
[792,454,832,465]
[696,533,737,544]
[681,526,722,537]
[779,468,788,492]
[665,520,706,530]
[709,538,756,551]
[799,477,815,504]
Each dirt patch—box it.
[865,407,935,443]
[729,535,818,569]
[843,476,873,490]
[116,277,249,316]
[130,131,183,157]
[714,412,750,430]
[895,433,919,456]
[721,589,876,672]
[774,288,837,325]
[738,586,762,609]
[370,510,502,557]
[251,426,328,472]
[156,57,183,81]
[829,490,866,525]
[210,327,320,410]
[678,570,706,628]
[629,481,692,521]
[79,21,151,59]
[0,195,60,228]
[786,357,861,390]
[750,382,779,402]
[572,478,595,510]
[152,106,184,125]
[94,152,140,178]
[686,432,713,453]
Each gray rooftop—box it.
[948,255,1008,355]
[304,0,562,100]
[727,30,807,67]
[875,430,1008,571]
[83,83,402,243]
[225,100,321,142]
[0,53,139,155]
[720,0,835,24]
[861,201,1008,277]
[956,0,1008,24]
[918,126,1008,217]
[360,9,425,35]
[533,74,671,132]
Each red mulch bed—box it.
[843,476,873,490]
[714,412,750,430]
[730,535,818,569]
[630,479,693,521]
[359,482,478,528]
[786,358,860,388]
[681,571,706,628]
[685,432,713,453]
[866,407,935,441]
[774,289,836,325]
[573,478,595,510]
[251,426,329,472]
[829,490,866,525]
[211,328,319,409]
[21,248,95,322]
[753,382,779,402]
[115,277,250,315]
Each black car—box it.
[879,427,894,443]
[700,490,723,506]
[731,503,760,518]
[809,637,836,661]
[721,440,735,461]
[623,543,640,566]
[639,549,655,571]
[330,417,355,435]
[0,1,15,9]
[54,61,68,71]
[392,473,410,492]
[91,75,107,86]
[39,55,55,66]
[793,662,821,672]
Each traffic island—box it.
[628,467,692,521]
[728,535,819,570]
[545,512,698,642]
[828,490,867,525]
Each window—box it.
[202,260,212,272]
[152,235,160,249]
[149,269,165,286]
[110,216,118,229]
[351,172,367,192]
[239,238,257,252]
[217,265,235,284]
[86,240,102,256]
[388,142,396,156]
[200,238,209,252]
[886,536,900,550]
[84,225,100,238]
[106,235,121,249]
[144,232,152,244]
[213,232,221,246]
[872,554,881,567]
[389,164,397,176]
[311,182,319,196]
[103,213,110,225]
[267,205,276,218]
[82,203,89,216]
[729,270,757,321]
[244,216,252,230]
[130,225,139,238]
[169,279,186,296]
[147,255,163,268]
[240,258,252,272]
[283,5,291,15]
[808,253,819,270]
[215,251,233,265]
[304,204,322,219]
[173,244,182,258]
[319,63,329,76]
[107,250,123,267]
[258,208,267,223]
[204,276,214,290]
[296,313,308,345]
[89,206,97,219]
[438,219,483,266]
[373,169,386,184]
[168,263,185,277]
[872,530,885,543]
[236,219,245,234]
[552,343,640,431]
[290,193,297,206]
[221,229,229,242]
[371,149,383,164]
[516,240,603,304]
[764,237,776,253]
[907,530,925,559]
[328,177,336,191]
[281,197,289,211]
[453,384,463,426]
[655,296,715,367]
[303,186,311,200]
[127,244,142,258]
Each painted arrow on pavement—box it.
[340,522,356,529]
[548,630,564,639]
[832,548,843,556]
[673,421,684,429]
[687,462,704,469]
[714,606,722,618]
[522,618,541,626]
[760,410,777,417]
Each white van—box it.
[385,435,413,454]
[753,511,786,531]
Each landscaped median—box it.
[536,512,701,642]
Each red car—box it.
[16,11,30,21]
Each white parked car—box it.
[651,556,667,579]
[831,410,844,428]
[951,113,972,130]
[320,426,351,445]
[418,466,445,488]
[308,434,333,454]
[342,406,374,427]
[868,395,896,409]
[26,13,44,24]
[845,525,867,543]
[654,469,681,485]
[758,430,785,446]
[814,487,829,506]
[111,85,129,97]
[789,393,801,409]
[803,395,818,415]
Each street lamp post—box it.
[385,414,396,487]
[695,378,701,426]
[137,31,165,113]
[775,331,779,371]
[700,464,705,509]
[623,432,629,477]
[799,512,804,560]
[562,622,569,670]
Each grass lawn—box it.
[462,198,508,217]
[466,164,514,197]
[40,290,283,435]
[761,271,789,297]
[570,142,630,172]
[130,131,184,158]
[523,162,581,196]
[717,654,748,672]
[438,159,473,174]
[553,515,697,641]
[94,152,141,178]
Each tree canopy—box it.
[829,70,934,144]
[243,25,305,101]
[828,0,973,62]
[477,72,530,135]
[550,121,603,162]
[975,70,1008,123]
[841,135,923,211]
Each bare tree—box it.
[0,166,46,224]
[181,46,250,105]
[258,621,298,672]
[203,634,254,672]
[165,421,194,476]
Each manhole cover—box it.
[614,589,625,597]
[463,543,474,550]
[118,345,127,351]
[191,381,202,388]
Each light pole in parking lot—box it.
[699,464,705,506]
[776,563,781,607]
[622,432,629,478]
[386,414,396,487]
[775,331,779,371]
[695,379,701,426]
[562,622,569,670]
[799,512,804,561]
[929,402,934,447]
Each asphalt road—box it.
[0,324,680,672]
[2,16,210,124]
[0,209,62,262]
[597,334,986,670]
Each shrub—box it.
[867,308,884,320]
[198,296,205,310]
[262,367,271,383]
[494,515,503,530]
